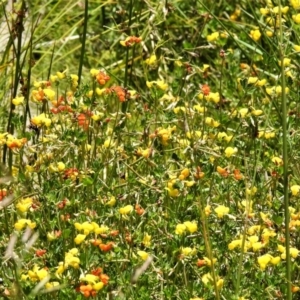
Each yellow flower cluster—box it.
[257,254,281,270]
[74,222,109,244]
[80,273,104,291]
[202,273,224,289]
[198,91,220,103]
[31,113,52,127]
[214,205,229,218]
[155,126,176,146]
[146,79,168,91]
[56,248,80,277]
[175,221,198,235]
[14,218,36,231]
[16,197,33,214]
[21,265,49,282]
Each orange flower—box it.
[91,267,103,276]
[196,259,207,267]
[217,166,229,177]
[91,239,102,246]
[233,169,243,180]
[99,242,114,252]
[100,274,109,285]
[120,36,142,47]
[35,249,47,257]
[110,230,119,237]
[194,166,205,179]
[96,71,110,85]
[135,204,145,215]
[106,86,127,102]
[78,113,89,130]
[0,189,7,201]
[63,168,79,180]
[80,284,93,298]
[201,84,210,96]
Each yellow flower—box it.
[119,205,133,215]
[257,254,272,270]
[248,235,259,245]
[228,239,242,250]
[57,162,65,171]
[203,256,217,266]
[291,0,300,9]
[270,256,281,265]
[156,80,168,91]
[207,92,220,103]
[93,282,104,291]
[43,88,55,101]
[224,147,238,158]
[94,224,109,234]
[260,8,269,15]
[272,6,289,14]
[239,108,249,118]
[202,273,213,285]
[143,233,152,247]
[81,222,95,235]
[31,113,51,127]
[291,185,300,196]
[179,168,190,180]
[206,32,219,42]
[12,96,24,106]
[184,221,198,233]
[45,281,59,289]
[16,197,33,214]
[91,111,104,121]
[106,195,116,207]
[214,205,229,218]
[90,68,99,77]
[278,58,291,67]
[56,71,66,79]
[181,247,196,256]
[293,14,300,24]
[167,187,180,197]
[271,156,283,165]
[294,45,300,52]
[74,234,86,245]
[193,105,206,113]
[14,219,36,231]
[80,274,99,284]
[290,247,299,258]
[252,242,264,251]
[146,81,154,88]
[249,29,261,41]
[217,278,224,289]
[175,223,186,235]
[247,76,258,84]
[205,117,220,128]
[137,250,149,260]
[251,109,263,116]
[145,54,157,65]
[205,205,211,216]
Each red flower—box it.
[0,189,7,201]
[35,249,47,257]
[99,242,114,252]
[96,71,110,85]
[201,84,210,96]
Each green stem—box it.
[78,0,88,85]
[121,0,133,115]
[278,3,291,299]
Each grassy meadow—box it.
[1,0,300,299]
